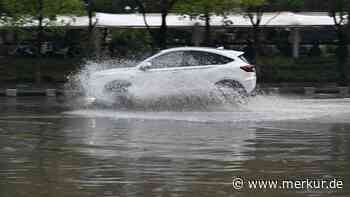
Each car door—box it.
[174,50,234,93]
[134,51,185,97]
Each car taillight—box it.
[240,65,255,72]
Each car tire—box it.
[215,80,248,104]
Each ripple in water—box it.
[65,96,350,123]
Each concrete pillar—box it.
[46,89,56,97]
[291,28,301,59]
[304,87,315,97]
[6,89,17,97]
[338,87,349,97]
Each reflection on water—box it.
[0,97,349,197]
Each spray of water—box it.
[64,59,350,123]
[64,59,140,102]
[64,59,249,111]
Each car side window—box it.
[150,51,184,69]
[183,51,233,67]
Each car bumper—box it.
[241,76,257,93]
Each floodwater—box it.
[0,96,349,197]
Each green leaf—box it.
[1,0,85,26]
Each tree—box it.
[239,0,303,62]
[175,0,238,46]
[302,0,329,11]
[328,0,350,86]
[133,0,179,49]
[2,0,85,83]
[83,0,94,35]
[0,1,8,23]
[240,0,270,64]
[93,0,139,13]
[83,0,99,58]
[0,0,30,26]
[84,0,141,57]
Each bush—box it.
[256,56,347,83]
[0,57,81,83]
[109,29,152,59]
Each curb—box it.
[0,87,349,98]
[261,86,349,98]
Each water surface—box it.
[0,96,349,197]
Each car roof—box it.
[160,47,244,58]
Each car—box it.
[85,47,257,105]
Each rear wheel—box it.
[215,80,248,104]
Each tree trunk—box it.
[86,0,95,58]
[336,28,348,86]
[36,0,44,85]
[204,13,211,46]
[252,25,260,63]
[158,12,168,49]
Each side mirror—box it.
[139,62,152,71]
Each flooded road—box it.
[0,96,349,197]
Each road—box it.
[0,96,349,197]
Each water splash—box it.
[64,59,248,111]
[64,59,140,103]
[66,97,350,123]
[63,59,350,123]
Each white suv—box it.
[86,47,256,104]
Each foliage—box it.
[0,57,81,83]
[257,56,345,83]
[240,0,266,9]
[175,0,238,17]
[133,0,180,49]
[327,0,350,27]
[110,29,152,58]
[84,0,340,13]
[2,0,85,26]
[1,0,85,83]
[134,0,179,13]
[92,0,140,13]
[240,0,304,10]
[239,0,303,25]
[238,0,303,64]
[0,56,347,83]
[326,0,350,85]
[174,0,239,46]
[0,0,26,25]
[92,0,114,13]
